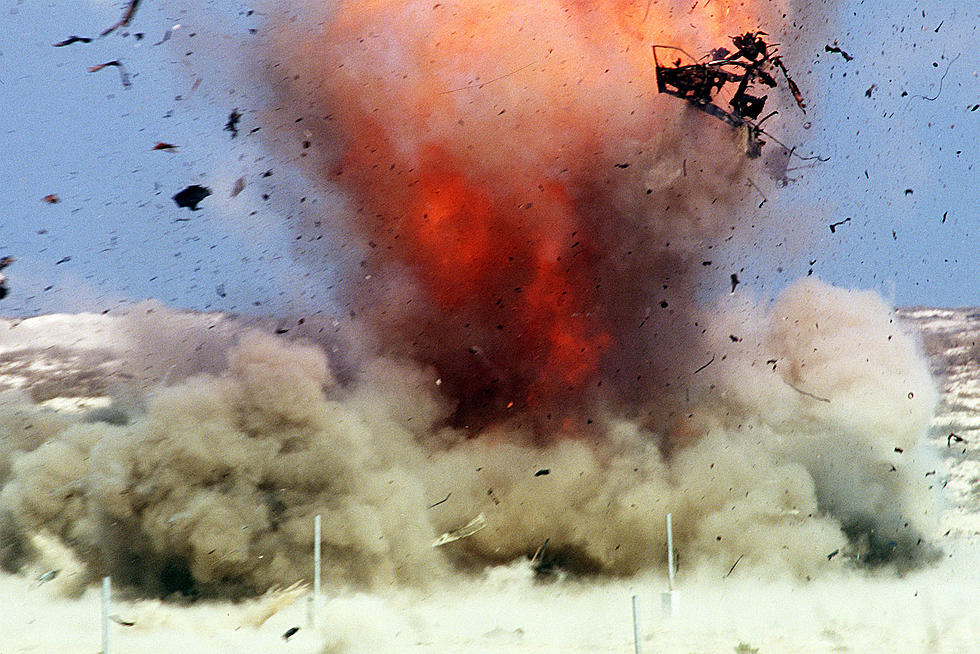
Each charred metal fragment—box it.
[652,32,806,157]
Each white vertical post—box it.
[662,513,680,617]
[314,514,321,600]
[101,576,111,654]
[632,594,642,654]
[666,512,675,591]
[310,513,321,627]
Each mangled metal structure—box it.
[653,32,806,157]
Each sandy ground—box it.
[3,539,979,654]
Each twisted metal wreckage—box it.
[653,31,807,158]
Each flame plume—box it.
[270,0,784,432]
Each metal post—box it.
[101,576,111,654]
[662,513,680,617]
[314,514,321,600]
[632,594,642,654]
[666,512,675,590]
[312,514,321,625]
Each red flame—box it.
[341,141,611,422]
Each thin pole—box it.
[632,594,642,654]
[312,514,321,625]
[314,514,321,600]
[666,513,675,591]
[101,576,111,654]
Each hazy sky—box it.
[1,1,976,316]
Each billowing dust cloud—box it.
[0,280,938,596]
[0,0,942,597]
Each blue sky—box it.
[1,1,976,316]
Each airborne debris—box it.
[730,273,739,293]
[225,109,243,138]
[652,31,805,158]
[827,549,839,560]
[36,569,60,585]
[694,355,715,374]
[53,36,93,47]
[784,380,831,403]
[88,60,131,88]
[534,469,550,477]
[154,27,175,46]
[947,433,965,447]
[173,185,212,210]
[725,553,744,577]
[824,43,853,61]
[282,626,300,640]
[42,194,60,204]
[427,492,451,508]
[865,84,876,98]
[432,513,487,547]
[109,614,136,627]
[529,538,555,576]
[152,142,178,151]
[828,217,851,233]
[101,0,143,37]
[916,53,959,101]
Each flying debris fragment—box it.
[101,0,143,37]
[152,142,179,151]
[529,538,553,576]
[88,60,131,88]
[824,43,853,61]
[36,569,60,584]
[109,614,136,627]
[432,513,487,547]
[282,626,300,640]
[173,185,212,210]
[42,194,60,204]
[53,36,92,47]
[652,32,806,158]
[225,109,242,138]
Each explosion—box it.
[269,0,795,432]
[0,0,945,599]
